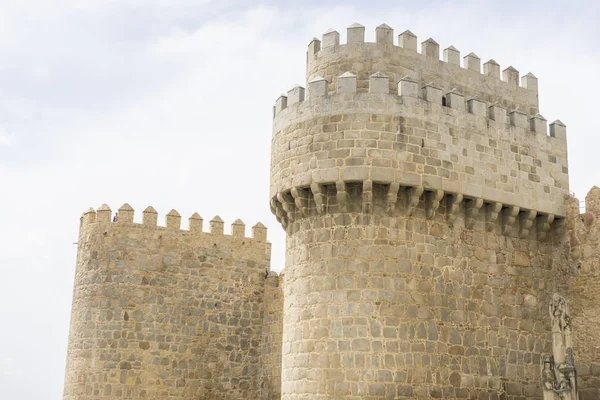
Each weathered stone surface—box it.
[63,22,600,400]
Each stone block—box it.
[369,72,389,94]
[398,30,417,51]
[398,75,419,97]
[336,71,357,94]
[347,22,365,43]
[484,59,500,78]
[376,23,393,45]
[464,52,481,72]
[422,38,440,59]
[443,46,460,66]
[322,29,339,48]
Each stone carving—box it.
[541,294,578,400]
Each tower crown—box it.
[270,24,568,235]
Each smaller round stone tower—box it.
[270,23,569,399]
[63,204,271,399]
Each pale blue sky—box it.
[0,1,598,398]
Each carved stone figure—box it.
[542,294,578,400]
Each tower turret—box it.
[270,24,569,399]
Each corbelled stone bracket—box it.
[406,186,424,216]
[386,183,400,215]
[502,205,520,235]
[519,209,537,238]
[465,198,484,229]
[270,198,287,228]
[291,187,309,217]
[486,202,503,232]
[537,213,555,241]
[426,190,444,219]
[277,192,296,222]
[310,183,326,215]
[446,193,463,226]
[362,180,373,213]
[336,181,349,213]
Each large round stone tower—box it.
[270,23,570,399]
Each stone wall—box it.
[307,24,539,114]
[279,192,564,399]
[62,204,272,400]
[261,273,284,399]
[270,23,574,400]
[272,74,568,221]
[564,188,600,400]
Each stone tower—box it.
[270,23,569,399]
[62,204,282,399]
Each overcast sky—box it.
[0,0,598,398]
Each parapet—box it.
[306,23,539,113]
[270,25,570,231]
[273,73,565,141]
[80,203,268,243]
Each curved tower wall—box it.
[63,205,271,400]
[270,23,569,399]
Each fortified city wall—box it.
[62,204,276,400]
[61,21,600,400]
[270,23,573,399]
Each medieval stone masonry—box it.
[63,23,599,400]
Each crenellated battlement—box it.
[273,72,566,141]
[304,23,540,113]
[66,204,272,400]
[270,24,569,230]
[80,203,268,243]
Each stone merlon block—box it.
[142,206,158,226]
[82,207,96,225]
[231,218,246,237]
[287,85,305,106]
[347,22,365,43]
[550,120,567,140]
[308,37,321,55]
[252,222,267,242]
[489,102,506,123]
[467,96,486,117]
[444,46,460,66]
[369,71,389,94]
[445,88,464,110]
[484,59,500,78]
[398,30,417,51]
[337,71,357,94]
[422,38,439,59]
[376,23,393,45]
[521,72,538,91]
[118,203,134,224]
[530,113,547,134]
[510,108,528,128]
[422,82,442,104]
[503,66,520,87]
[322,29,340,48]
[97,203,111,224]
[464,52,481,73]
[189,212,203,232]
[210,215,224,235]
[308,76,328,97]
[275,94,287,115]
[398,75,419,97]
[166,209,181,229]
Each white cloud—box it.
[0,126,14,146]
